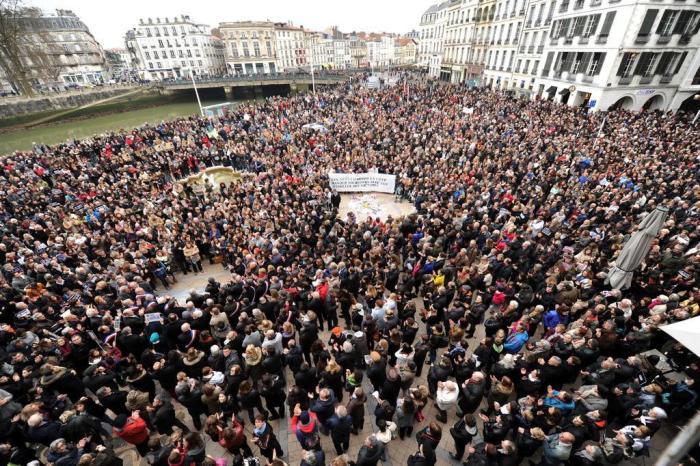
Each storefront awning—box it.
[558,88,570,96]
[546,86,556,94]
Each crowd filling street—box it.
[1,75,700,466]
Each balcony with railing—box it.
[635,34,650,44]
[660,73,673,83]
[618,76,632,85]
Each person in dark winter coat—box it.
[347,387,366,435]
[310,387,337,432]
[355,435,385,466]
[459,372,486,414]
[366,352,387,391]
[408,443,437,466]
[450,413,478,460]
[260,374,287,420]
[327,405,353,455]
[147,395,189,435]
[252,414,283,460]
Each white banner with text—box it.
[328,172,396,193]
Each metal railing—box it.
[158,71,358,87]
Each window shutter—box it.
[656,10,676,34]
[580,52,593,73]
[599,11,616,36]
[562,52,574,71]
[585,14,601,37]
[673,51,688,74]
[616,52,633,76]
[655,52,674,75]
[542,51,554,73]
[553,52,564,71]
[561,18,572,37]
[593,53,605,75]
[574,16,587,36]
[633,52,654,76]
[637,9,659,37]
[550,20,559,39]
[673,10,693,35]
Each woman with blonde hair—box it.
[321,359,345,403]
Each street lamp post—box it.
[182,34,204,116]
[188,69,204,117]
[308,46,316,94]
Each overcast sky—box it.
[28,0,431,49]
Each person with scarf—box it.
[291,404,321,451]
[251,414,283,461]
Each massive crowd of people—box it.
[0,75,699,466]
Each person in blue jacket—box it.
[504,324,529,353]
[544,387,576,414]
[543,308,561,331]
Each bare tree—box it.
[29,29,63,85]
[0,0,34,95]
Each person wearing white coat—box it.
[436,380,459,423]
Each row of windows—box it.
[228,41,274,58]
[543,51,606,76]
[635,9,700,43]
[221,30,273,40]
[147,59,204,69]
[616,51,687,79]
[141,25,190,37]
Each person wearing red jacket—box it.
[112,410,150,456]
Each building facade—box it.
[0,8,107,92]
[104,48,131,79]
[510,0,555,96]
[482,0,527,89]
[274,23,308,72]
[396,38,418,66]
[126,15,225,80]
[348,34,369,68]
[217,21,278,75]
[534,0,700,111]
[416,0,700,112]
[419,2,450,77]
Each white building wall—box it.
[128,15,224,80]
[532,0,700,111]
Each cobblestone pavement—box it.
[105,263,678,466]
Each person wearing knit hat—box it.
[291,404,321,450]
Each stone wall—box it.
[0,87,140,118]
